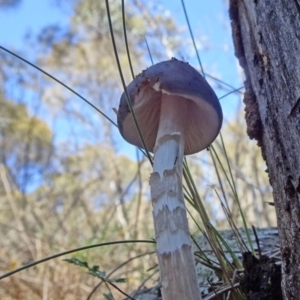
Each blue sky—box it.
[0,0,243,162]
[0,1,68,47]
[0,0,242,96]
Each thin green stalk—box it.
[121,0,134,78]
[219,197,251,254]
[183,183,196,209]
[211,226,242,268]
[205,73,244,93]
[120,1,150,161]
[217,134,254,253]
[209,146,235,194]
[183,160,210,224]
[187,210,217,265]
[87,250,156,299]
[181,0,205,77]
[210,147,230,208]
[0,239,155,280]
[183,158,244,299]
[105,0,153,165]
[219,86,244,100]
[144,37,154,65]
[219,134,238,193]
[105,280,135,300]
[0,45,116,126]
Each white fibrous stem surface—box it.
[150,93,200,300]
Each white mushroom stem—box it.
[150,93,201,300]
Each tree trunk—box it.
[229,1,300,299]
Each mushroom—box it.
[117,58,222,300]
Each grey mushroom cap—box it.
[117,58,223,155]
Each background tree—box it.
[229,1,300,299]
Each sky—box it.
[0,0,242,101]
[0,1,68,46]
[0,0,243,163]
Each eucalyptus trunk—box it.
[229,1,300,298]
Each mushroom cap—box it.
[117,58,223,155]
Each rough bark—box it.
[229,1,300,299]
